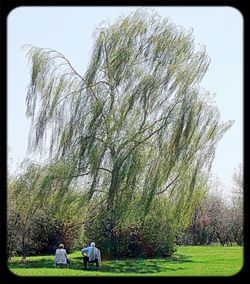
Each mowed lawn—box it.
[8,245,243,277]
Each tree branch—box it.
[73,167,112,178]
[156,175,180,195]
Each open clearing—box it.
[8,245,243,277]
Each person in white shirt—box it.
[81,242,101,270]
[54,244,68,268]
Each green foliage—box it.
[7,161,87,258]
[16,8,234,259]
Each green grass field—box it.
[8,245,243,277]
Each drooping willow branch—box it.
[24,9,234,218]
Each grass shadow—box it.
[8,253,197,275]
[100,254,196,274]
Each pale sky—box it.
[7,6,243,196]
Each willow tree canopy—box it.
[24,9,233,214]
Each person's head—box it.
[90,242,95,247]
[59,244,64,249]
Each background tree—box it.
[232,164,243,205]
[7,161,87,259]
[230,164,243,245]
[178,172,243,246]
[22,9,233,257]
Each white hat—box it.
[90,242,95,247]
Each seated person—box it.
[54,243,68,268]
[81,242,101,270]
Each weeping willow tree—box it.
[24,9,233,256]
